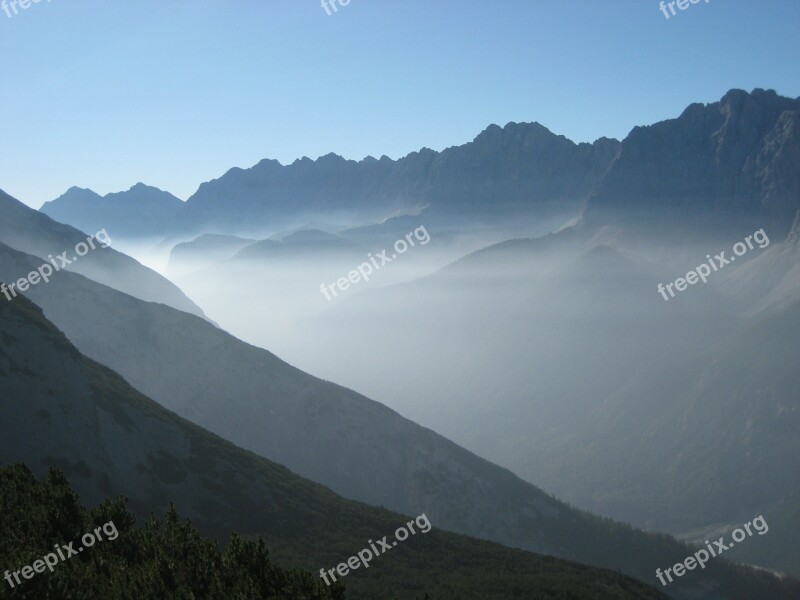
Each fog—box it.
[118,209,800,544]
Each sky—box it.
[1,0,798,208]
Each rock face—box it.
[584,89,800,237]
[40,183,184,240]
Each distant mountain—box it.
[166,233,256,277]
[1,242,795,600]
[40,89,799,246]
[233,229,365,261]
[174,124,619,236]
[167,230,366,280]
[0,291,676,600]
[42,123,620,240]
[40,183,184,240]
[0,189,206,318]
[583,88,800,239]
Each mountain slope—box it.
[0,189,205,318]
[0,289,671,600]
[536,296,800,576]
[1,242,796,599]
[284,222,800,577]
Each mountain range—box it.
[40,89,799,249]
[7,86,800,598]
[41,124,621,241]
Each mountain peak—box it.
[65,185,97,194]
[583,88,800,237]
[62,186,102,199]
[41,183,184,238]
[473,121,558,147]
[317,152,346,164]
[720,87,780,106]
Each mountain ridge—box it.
[41,120,622,238]
[40,89,800,244]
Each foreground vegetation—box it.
[0,464,343,599]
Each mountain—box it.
[1,241,796,599]
[166,233,256,278]
[0,189,205,318]
[40,89,798,246]
[42,123,620,240]
[582,88,800,240]
[233,229,366,261]
[0,288,672,600]
[175,124,619,236]
[40,183,184,240]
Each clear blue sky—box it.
[1,0,798,208]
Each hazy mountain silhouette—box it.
[43,123,620,239]
[41,89,798,247]
[40,183,184,240]
[0,189,205,318]
[166,233,256,278]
